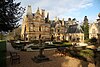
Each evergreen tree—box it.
[0,0,25,32]
[82,16,89,40]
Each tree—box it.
[6,26,21,40]
[0,0,25,32]
[82,16,89,40]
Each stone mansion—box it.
[21,5,100,42]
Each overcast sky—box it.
[15,0,100,23]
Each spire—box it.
[84,16,88,22]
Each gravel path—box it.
[7,50,95,67]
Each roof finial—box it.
[36,7,40,14]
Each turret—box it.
[26,5,33,19]
[84,16,88,22]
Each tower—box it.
[26,5,33,20]
[84,16,88,24]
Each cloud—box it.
[31,0,93,19]
[15,0,93,20]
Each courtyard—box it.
[6,49,96,67]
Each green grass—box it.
[0,40,6,67]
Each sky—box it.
[15,0,100,24]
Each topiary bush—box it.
[79,49,94,62]
[63,42,72,45]
[32,40,39,44]
[53,42,63,44]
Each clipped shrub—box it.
[53,42,63,44]
[79,49,94,58]
[32,40,39,44]
[63,42,72,45]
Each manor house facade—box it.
[21,5,50,41]
[21,5,84,42]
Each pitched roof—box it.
[67,24,83,33]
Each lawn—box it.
[0,40,6,67]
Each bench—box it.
[10,52,20,64]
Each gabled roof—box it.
[67,24,83,33]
